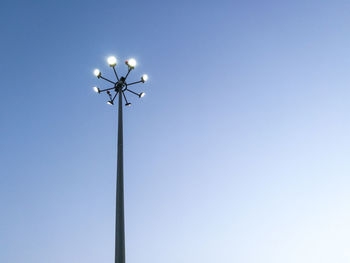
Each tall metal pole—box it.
[115,90,125,263]
[92,57,147,263]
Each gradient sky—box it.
[1,0,350,262]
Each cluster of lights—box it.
[92,56,148,106]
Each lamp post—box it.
[92,56,148,263]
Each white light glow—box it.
[93,86,99,93]
[107,56,117,66]
[93,69,101,77]
[139,92,146,98]
[127,58,137,68]
[141,74,148,82]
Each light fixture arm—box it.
[100,75,116,85]
[125,88,139,97]
[124,68,132,80]
[111,91,119,103]
[99,86,117,93]
[113,66,120,81]
[122,91,130,105]
[127,80,143,86]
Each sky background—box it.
[1,0,350,262]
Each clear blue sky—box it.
[1,0,350,262]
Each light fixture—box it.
[93,69,101,78]
[141,74,148,82]
[91,55,149,263]
[126,58,137,68]
[93,56,148,106]
[107,56,117,67]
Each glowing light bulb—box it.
[93,69,101,78]
[139,92,146,98]
[107,56,117,66]
[141,74,148,82]
[126,58,137,68]
[93,86,100,93]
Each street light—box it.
[92,56,148,263]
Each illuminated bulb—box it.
[107,56,117,66]
[93,86,100,93]
[126,58,137,68]
[139,92,146,98]
[93,69,101,78]
[141,74,148,82]
[107,101,114,105]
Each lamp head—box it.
[141,74,148,83]
[125,58,137,69]
[93,69,101,78]
[107,56,117,67]
[93,86,100,93]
